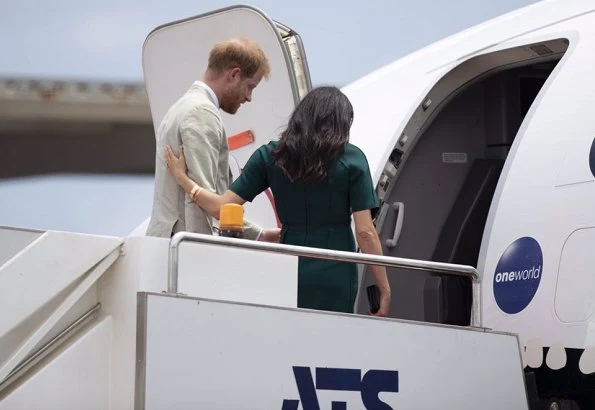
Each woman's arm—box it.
[352,209,391,317]
[165,145,244,219]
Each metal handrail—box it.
[168,232,482,327]
[0,303,101,396]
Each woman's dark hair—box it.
[272,86,354,184]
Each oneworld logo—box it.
[494,265,541,284]
[493,236,543,314]
[281,366,399,410]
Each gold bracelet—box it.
[190,184,199,201]
[194,186,203,201]
[190,184,203,202]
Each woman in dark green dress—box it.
[165,86,391,316]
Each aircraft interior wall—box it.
[356,41,567,322]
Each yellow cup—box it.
[220,203,244,231]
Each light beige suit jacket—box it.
[146,83,262,239]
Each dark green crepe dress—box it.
[230,141,378,313]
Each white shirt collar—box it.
[193,80,219,108]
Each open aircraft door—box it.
[142,5,312,229]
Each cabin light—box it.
[529,44,553,56]
[422,98,432,111]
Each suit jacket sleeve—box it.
[178,105,223,235]
[243,219,263,240]
[180,105,222,193]
[180,105,263,240]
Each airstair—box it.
[0,227,529,409]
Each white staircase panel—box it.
[0,227,43,267]
[0,248,118,381]
[136,292,529,410]
[0,231,122,339]
[0,316,112,410]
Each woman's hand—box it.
[372,286,391,317]
[164,145,188,183]
[259,228,281,242]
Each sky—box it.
[0,0,540,236]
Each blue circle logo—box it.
[493,237,543,314]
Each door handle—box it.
[385,202,404,248]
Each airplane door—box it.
[478,31,595,351]
[142,5,311,229]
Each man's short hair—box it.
[207,38,271,79]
